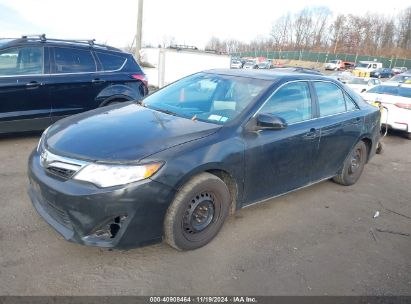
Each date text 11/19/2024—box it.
[149,296,258,303]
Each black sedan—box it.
[370,68,394,79]
[28,70,381,250]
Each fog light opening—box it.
[84,215,127,241]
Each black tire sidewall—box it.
[341,141,367,185]
[170,176,230,250]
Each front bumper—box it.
[27,150,176,249]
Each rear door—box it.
[0,46,51,132]
[243,81,320,205]
[310,81,363,181]
[48,46,103,121]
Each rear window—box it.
[314,82,347,116]
[54,47,96,73]
[96,52,126,71]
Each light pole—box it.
[135,0,144,62]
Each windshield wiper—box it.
[135,100,146,107]
[150,106,179,117]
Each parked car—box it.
[392,67,408,74]
[243,60,258,69]
[329,71,353,83]
[324,60,343,71]
[0,34,148,134]
[257,60,272,69]
[324,60,354,71]
[230,59,243,69]
[345,77,381,93]
[386,72,411,84]
[28,69,380,250]
[361,83,411,139]
[370,68,394,79]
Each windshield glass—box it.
[388,75,411,82]
[0,39,12,47]
[347,78,367,85]
[367,85,411,98]
[329,60,338,64]
[357,63,370,68]
[143,73,271,124]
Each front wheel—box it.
[333,141,368,186]
[164,173,230,251]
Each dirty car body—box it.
[28,69,381,249]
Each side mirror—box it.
[255,113,288,130]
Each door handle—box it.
[304,128,318,139]
[92,78,105,84]
[26,81,42,88]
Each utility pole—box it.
[135,0,144,62]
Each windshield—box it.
[329,60,338,64]
[367,85,411,98]
[388,75,411,82]
[0,39,12,47]
[357,63,370,68]
[347,78,367,85]
[143,73,271,124]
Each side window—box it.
[0,47,43,76]
[314,82,347,116]
[259,82,312,124]
[96,52,126,71]
[54,47,96,73]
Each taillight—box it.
[395,103,411,110]
[131,74,148,86]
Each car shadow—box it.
[0,131,42,142]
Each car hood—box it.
[45,103,221,162]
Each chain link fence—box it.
[232,50,411,69]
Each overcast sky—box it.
[0,0,409,49]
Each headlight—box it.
[37,126,50,152]
[73,162,163,188]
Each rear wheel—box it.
[333,141,368,186]
[164,173,230,251]
[405,132,411,140]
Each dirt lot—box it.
[0,132,410,296]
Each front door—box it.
[242,81,320,205]
[0,46,51,132]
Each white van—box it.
[355,61,383,73]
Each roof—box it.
[0,35,124,53]
[204,69,330,82]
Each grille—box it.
[46,166,77,179]
[40,150,87,180]
[39,196,72,229]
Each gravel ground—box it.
[0,132,410,296]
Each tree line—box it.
[205,6,411,58]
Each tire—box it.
[376,141,383,154]
[405,132,411,140]
[164,172,230,251]
[333,141,368,186]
